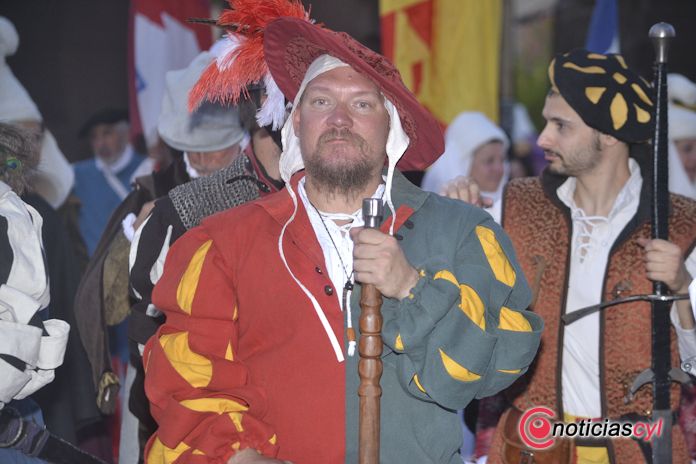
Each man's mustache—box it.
[318,128,366,147]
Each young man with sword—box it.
[139,3,542,463]
[452,47,696,463]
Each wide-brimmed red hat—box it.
[264,17,444,171]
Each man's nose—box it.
[92,138,105,153]
[537,125,552,150]
[326,102,353,129]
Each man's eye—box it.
[356,101,373,109]
[312,98,328,106]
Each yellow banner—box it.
[380,0,502,125]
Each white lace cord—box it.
[572,210,610,262]
[320,211,360,357]
[277,187,345,362]
[346,285,356,356]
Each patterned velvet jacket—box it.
[489,157,696,463]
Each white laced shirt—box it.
[559,158,696,418]
[298,177,386,311]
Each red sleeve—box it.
[143,225,277,464]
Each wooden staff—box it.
[358,198,384,464]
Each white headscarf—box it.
[667,74,696,199]
[421,112,510,220]
[0,16,74,208]
[277,54,410,362]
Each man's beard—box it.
[303,128,381,198]
[547,132,602,176]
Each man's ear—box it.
[292,104,301,134]
[600,132,620,147]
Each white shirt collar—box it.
[94,144,134,175]
[557,158,643,220]
[297,175,386,225]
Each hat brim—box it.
[78,108,129,138]
[264,17,443,171]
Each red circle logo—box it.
[518,406,556,449]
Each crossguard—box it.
[624,366,692,405]
[562,293,690,325]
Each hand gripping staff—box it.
[358,198,384,464]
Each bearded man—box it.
[142,13,542,464]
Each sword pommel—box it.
[649,23,675,64]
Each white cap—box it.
[0,17,73,207]
[0,17,40,122]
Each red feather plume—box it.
[188,0,311,111]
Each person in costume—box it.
[421,111,512,462]
[0,122,70,462]
[71,109,146,461]
[462,50,696,464]
[422,112,510,222]
[0,16,75,212]
[142,3,543,463]
[1,16,99,449]
[124,41,283,461]
[666,70,696,464]
[73,108,144,257]
[667,73,696,200]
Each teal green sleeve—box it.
[382,214,543,410]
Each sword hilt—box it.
[649,23,675,296]
[650,23,676,64]
[624,367,692,405]
[648,23,677,464]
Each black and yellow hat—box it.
[549,48,653,143]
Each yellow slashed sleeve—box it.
[380,210,541,410]
[475,225,516,287]
[143,226,278,463]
